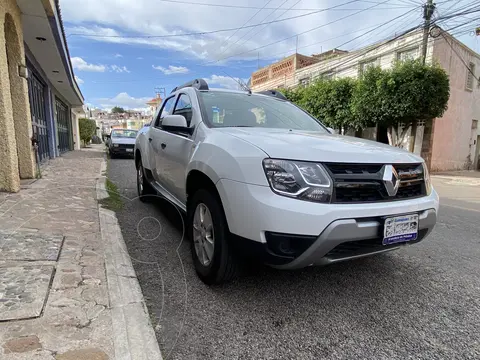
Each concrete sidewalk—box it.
[432,170,480,186]
[0,145,161,359]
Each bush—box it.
[79,118,97,146]
[279,60,449,146]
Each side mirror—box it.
[162,115,192,134]
[327,127,335,134]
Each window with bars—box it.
[299,77,310,87]
[359,58,378,76]
[397,48,419,61]
[466,62,475,91]
[321,71,334,80]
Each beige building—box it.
[251,29,480,172]
[0,0,83,192]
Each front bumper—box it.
[272,208,436,269]
[110,145,135,155]
[216,179,439,269]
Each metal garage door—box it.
[28,73,49,161]
[55,97,71,153]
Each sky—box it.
[61,0,480,111]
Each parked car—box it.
[135,79,439,284]
[107,129,137,158]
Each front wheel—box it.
[188,189,238,285]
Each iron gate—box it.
[55,98,71,153]
[28,73,49,161]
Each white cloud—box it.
[61,0,478,64]
[71,56,106,72]
[114,53,123,58]
[97,92,152,110]
[137,57,144,60]
[111,65,130,73]
[74,75,84,85]
[152,65,189,75]
[204,75,247,90]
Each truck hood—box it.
[111,137,136,145]
[217,128,423,164]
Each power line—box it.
[201,0,395,65]
[220,0,297,58]
[215,0,274,53]
[67,1,420,40]
[67,1,368,39]
[441,32,479,82]
[305,9,479,79]
[151,0,412,11]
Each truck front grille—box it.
[324,163,426,204]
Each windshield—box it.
[111,129,138,138]
[198,91,327,132]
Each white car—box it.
[108,129,137,158]
[135,79,439,284]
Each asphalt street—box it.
[108,157,480,360]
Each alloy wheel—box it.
[193,203,215,266]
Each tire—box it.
[109,150,115,159]
[136,161,155,202]
[187,189,238,285]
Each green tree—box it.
[352,60,449,146]
[351,65,387,131]
[302,78,357,131]
[382,59,449,148]
[111,106,125,113]
[79,118,97,146]
[278,86,306,105]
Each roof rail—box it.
[257,89,287,101]
[171,79,209,93]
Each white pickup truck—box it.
[134,79,439,284]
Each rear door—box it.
[148,95,176,184]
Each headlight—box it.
[113,143,119,147]
[263,159,332,203]
[422,162,432,195]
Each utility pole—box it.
[421,0,435,64]
[417,0,436,167]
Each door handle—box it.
[161,143,166,149]
[148,138,152,142]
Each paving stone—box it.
[55,348,108,360]
[0,231,63,261]
[50,298,81,308]
[2,335,42,353]
[0,266,54,321]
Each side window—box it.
[173,94,193,126]
[154,96,175,127]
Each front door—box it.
[28,72,49,161]
[162,93,195,203]
[149,95,176,184]
[56,98,71,153]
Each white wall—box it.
[71,111,81,150]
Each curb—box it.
[96,158,163,360]
[432,175,480,184]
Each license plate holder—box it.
[383,214,419,245]
[126,148,133,152]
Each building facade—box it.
[251,30,480,171]
[0,0,83,192]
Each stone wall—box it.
[0,0,35,192]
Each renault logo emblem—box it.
[382,165,400,196]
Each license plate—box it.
[383,214,418,245]
[126,148,133,152]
